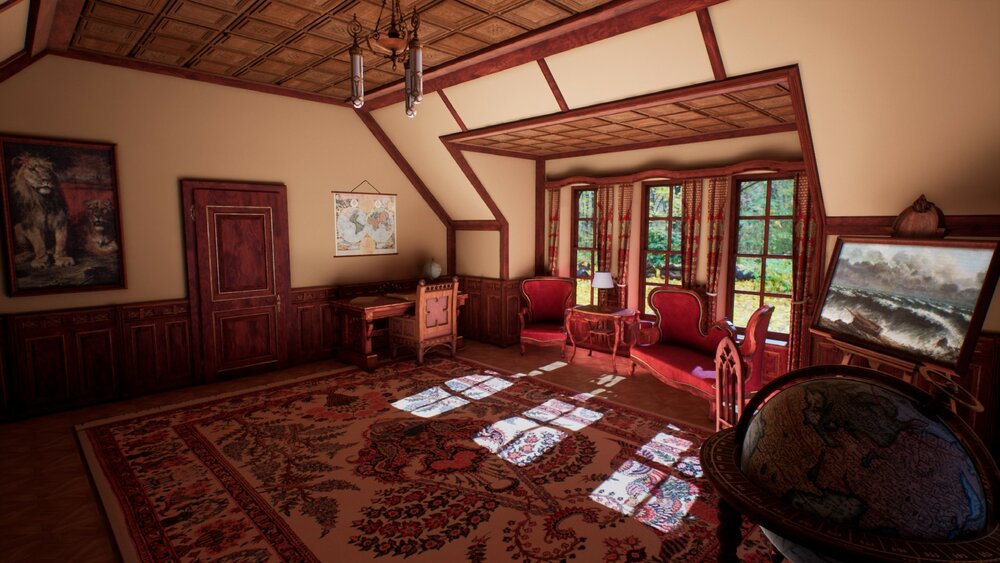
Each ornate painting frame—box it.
[0,135,126,296]
[333,191,397,257]
[811,236,1000,373]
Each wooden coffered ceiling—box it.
[65,0,617,104]
[442,72,799,159]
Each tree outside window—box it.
[572,189,596,305]
[729,177,794,337]
[640,183,683,313]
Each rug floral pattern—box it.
[79,357,771,562]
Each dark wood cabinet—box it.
[121,300,194,395]
[8,307,120,413]
[290,287,338,364]
[463,276,521,347]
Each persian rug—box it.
[78,357,771,562]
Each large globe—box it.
[423,258,442,280]
[739,377,987,562]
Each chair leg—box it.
[417,348,424,365]
[520,343,526,355]
[629,361,636,376]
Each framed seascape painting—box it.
[812,237,1000,373]
[333,191,397,257]
[0,135,126,296]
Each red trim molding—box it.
[453,220,500,230]
[537,59,570,112]
[438,89,468,132]
[546,159,805,188]
[535,160,546,276]
[696,8,726,80]
[826,215,1000,237]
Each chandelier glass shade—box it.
[348,0,423,117]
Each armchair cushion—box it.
[520,322,566,342]
[631,343,718,396]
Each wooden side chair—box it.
[715,304,774,431]
[389,277,459,364]
[518,276,576,355]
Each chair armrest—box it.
[704,319,737,351]
[632,319,660,346]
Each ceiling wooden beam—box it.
[47,0,85,51]
[29,0,56,55]
[364,0,727,110]
[437,90,467,132]
[697,8,726,80]
[537,59,569,112]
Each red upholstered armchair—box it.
[629,287,735,411]
[518,277,575,355]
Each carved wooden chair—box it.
[389,277,459,364]
[518,276,576,355]
[715,304,774,430]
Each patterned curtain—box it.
[704,176,730,322]
[546,188,561,275]
[615,183,634,308]
[595,184,614,305]
[789,173,817,370]
[680,178,703,289]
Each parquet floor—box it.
[0,341,713,562]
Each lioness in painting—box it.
[9,153,75,268]
[81,199,119,256]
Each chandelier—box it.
[348,0,423,117]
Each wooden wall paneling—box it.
[290,287,338,364]
[483,279,504,344]
[0,318,8,416]
[503,279,522,346]
[762,343,789,384]
[121,300,193,395]
[459,276,483,340]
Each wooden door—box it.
[182,180,291,380]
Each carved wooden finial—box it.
[891,195,947,238]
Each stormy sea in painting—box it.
[816,241,995,365]
[817,286,973,363]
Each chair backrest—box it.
[715,336,745,431]
[647,287,715,354]
[521,277,575,323]
[740,305,774,392]
[416,277,458,341]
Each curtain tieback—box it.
[791,300,806,305]
[705,292,718,297]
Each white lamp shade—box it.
[592,271,614,289]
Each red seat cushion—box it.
[522,280,573,324]
[520,322,565,342]
[630,343,716,396]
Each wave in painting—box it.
[818,286,973,363]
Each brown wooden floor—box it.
[0,341,713,562]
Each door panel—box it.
[182,180,291,381]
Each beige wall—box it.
[0,0,27,64]
[0,56,446,314]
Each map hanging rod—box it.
[336,179,383,194]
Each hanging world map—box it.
[334,192,397,256]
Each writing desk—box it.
[565,305,638,374]
[331,292,466,370]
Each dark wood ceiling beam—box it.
[363,0,727,110]
[442,67,793,144]
[537,59,569,112]
[787,65,827,223]
[438,89,467,132]
[47,0,85,51]
[355,109,457,273]
[696,8,726,80]
[545,159,805,188]
[453,220,500,230]
[443,144,510,279]
[535,160,546,276]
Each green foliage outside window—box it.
[641,184,684,313]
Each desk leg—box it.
[336,314,380,371]
[717,498,742,563]
[610,318,621,375]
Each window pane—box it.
[767,219,792,256]
[578,191,594,218]
[648,186,671,216]
[737,220,765,254]
[576,278,593,306]
[764,258,793,294]
[577,219,594,248]
[735,257,761,291]
[739,181,766,216]
[670,220,682,251]
[671,185,683,217]
[767,296,791,334]
[647,220,669,250]
[733,293,759,328]
[770,179,794,216]
[668,254,682,283]
[575,250,593,278]
[645,253,665,283]
[643,285,656,314]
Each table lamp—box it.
[592,271,614,289]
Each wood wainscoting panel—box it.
[459,276,522,347]
[290,287,337,364]
[122,300,194,395]
[459,277,483,341]
[762,342,789,385]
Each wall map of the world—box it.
[333,192,397,256]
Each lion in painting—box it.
[8,153,75,268]
[80,199,119,256]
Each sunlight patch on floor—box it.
[392,372,511,417]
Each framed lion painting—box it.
[0,135,126,296]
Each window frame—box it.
[638,181,685,314]
[571,186,598,306]
[726,173,795,341]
